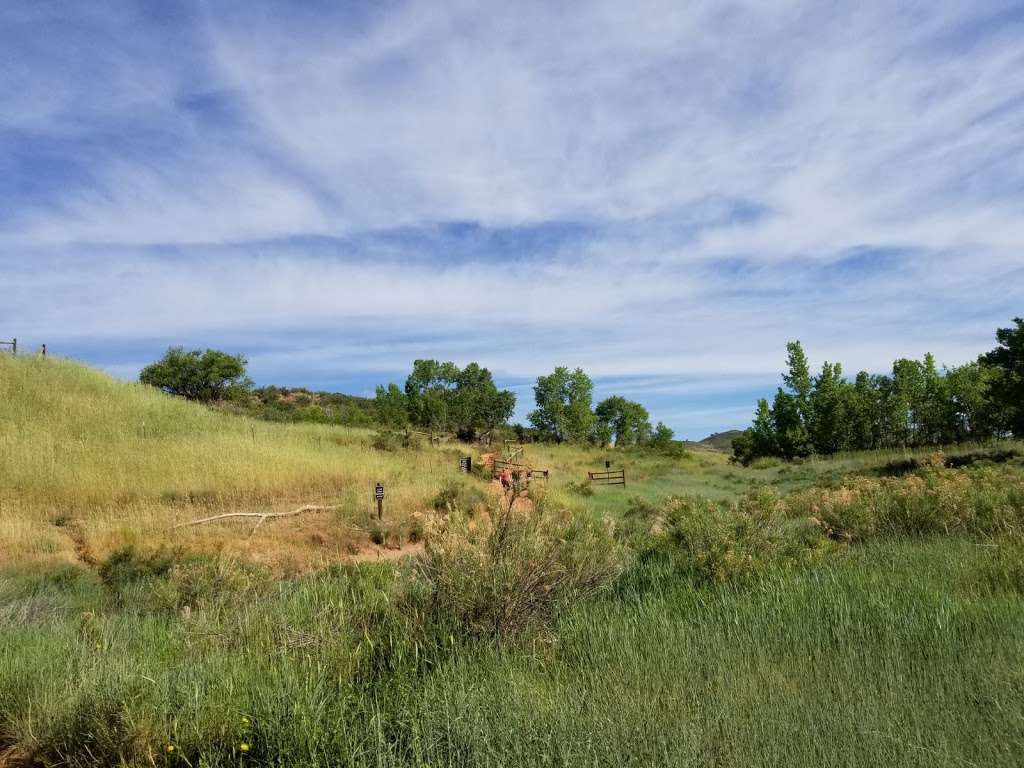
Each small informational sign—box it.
[374,483,385,500]
[459,456,472,473]
[605,460,611,469]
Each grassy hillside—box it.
[699,428,743,452]
[0,354,452,570]
[3,354,1024,767]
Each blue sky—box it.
[2,1,1023,438]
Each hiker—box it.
[499,467,512,491]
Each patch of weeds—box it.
[431,479,486,512]
[565,480,594,497]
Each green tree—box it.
[402,360,515,438]
[891,358,927,447]
[808,361,850,455]
[452,362,516,439]
[980,317,1024,436]
[404,359,459,431]
[139,347,251,402]
[594,396,652,447]
[945,362,1000,441]
[374,383,410,429]
[649,421,675,450]
[847,371,881,450]
[783,341,813,419]
[771,390,812,459]
[528,367,595,443]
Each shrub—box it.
[416,497,621,641]
[372,429,423,452]
[788,465,1024,541]
[565,479,594,497]
[639,492,832,586]
[431,479,487,512]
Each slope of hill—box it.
[699,429,743,452]
[3,354,1024,767]
[223,385,378,426]
[0,354,439,570]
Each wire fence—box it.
[1,338,48,356]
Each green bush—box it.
[788,465,1024,541]
[565,479,594,496]
[431,479,487,512]
[416,497,621,640]
[372,429,423,452]
[638,492,832,586]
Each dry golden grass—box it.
[0,354,460,571]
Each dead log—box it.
[172,504,342,537]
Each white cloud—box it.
[2,0,1023,434]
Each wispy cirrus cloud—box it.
[1,0,1023,437]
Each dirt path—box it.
[55,520,97,568]
[349,541,425,563]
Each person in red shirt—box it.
[499,467,512,491]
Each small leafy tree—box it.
[139,347,251,402]
[649,422,675,450]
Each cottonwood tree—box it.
[402,359,515,438]
[594,395,652,447]
[528,367,595,443]
[732,320,1021,464]
[374,383,410,429]
[139,347,251,402]
[981,317,1024,436]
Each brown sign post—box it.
[374,482,385,520]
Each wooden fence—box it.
[493,458,550,481]
[1,339,46,356]
[588,469,626,486]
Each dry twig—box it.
[172,504,342,537]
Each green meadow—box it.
[2,354,1023,767]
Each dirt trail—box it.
[349,541,425,562]
[55,520,97,568]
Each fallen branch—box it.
[172,504,343,538]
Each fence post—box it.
[11,338,15,355]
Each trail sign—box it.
[374,482,385,520]
[459,456,472,473]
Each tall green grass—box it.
[2,538,1022,767]
[4,354,1024,766]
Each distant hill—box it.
[221,385,378,427]
[698,429,743,453]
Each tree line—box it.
[138,349,674,447]
[375,360,675,448]
[732,318,1023,464]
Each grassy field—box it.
[2,354,1023,767]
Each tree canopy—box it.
[528,367,595,443]
[594,395,652,447]
[383,359,515,439]
[139,347,251,402]
[980,317,1024,436]
[733,325,1016,465]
